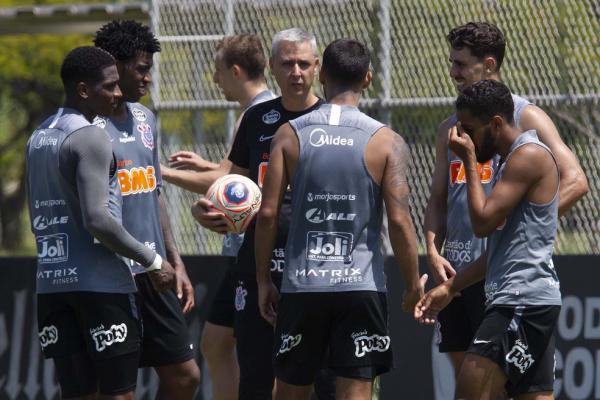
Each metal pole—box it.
[225,0,236,143]
[379,0,392,126]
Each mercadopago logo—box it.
[309,128,354,147]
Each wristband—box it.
[145,253,162,272]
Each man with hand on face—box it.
[27,46,175,400]
[416,80,562,400]
[424,21,587,378]
[94,20,200,399]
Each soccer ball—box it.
[205,174,262,233]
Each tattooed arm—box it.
[368,128,425,311]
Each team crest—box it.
[93,117,107,129]
[262,109,281,124]
[132,108,147,122]
[138,123,154,149]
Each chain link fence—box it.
[153,0,600,255]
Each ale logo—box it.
[450,159,493,185]
[118,166,156,196]
[306,231,353,262]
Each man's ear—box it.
[483,56,498,75]
[231,64,242,79]
[362,70,372,90]
[77,81,89,100]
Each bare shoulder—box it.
[506,143,554,179]
[371,126,406,155]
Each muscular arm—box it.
[255,123,295,285]
[158,192,183,268]
[62,127,156,266]
[520,105,588,215]
[381,130,420,291]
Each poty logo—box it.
[309,128,354,148]
[262,109,281,124]
[37,233,69,264]
[33,215,69,231]
[91,324,128,352]
[38,326,59,348]
[225,182,248,205]
[352,331,391,358]
[307,231,353,262]
[305,208,356,224]
[450,159,493,185]
[33,131,58,149]
[118,166,156,196]
[506,339,535,374]
[132,108,147,122]
[277,334,302,355]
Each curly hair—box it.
[447,22,505,70]
[94,20,160,62]
[456,79,514,124]
[60,46,116,87]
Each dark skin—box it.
[114,51,194,313]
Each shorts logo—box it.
[305,208,356,224]
[118,166,156,196]
[37,233,69,264]
[262,109,280,124]
[138,124,154,150]
[132,108,147,122]
[309,128,354,147]
[277,334,302,355]
[306,231,353,262]
[93,117,107,129]
[450,159,493,185]
[235,284,248,311]
[506,339,535,374]
[352,331,390,358]
[39,325,58,348]
[90,324,128,352]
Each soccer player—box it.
[93,20,200,399]
[168,28,334,399]
[424,21,588,377]
[416,79,562,400]
[27,46,175,399]
[255,38,426,400]
[162,33,275,400]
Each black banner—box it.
[0,256,598,399]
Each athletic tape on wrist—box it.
[145,253,162,272]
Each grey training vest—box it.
[95,103,164,274]
[27,108,136,294]
[486,130,561,306]
[283,104,386,293]
[222,90,277,257]
[445,94,531,271]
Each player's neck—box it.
[63,98,94,122]
[327,89,361,107]
[498,126,522,157]
[239,80,269,109]
[112,100,129,121]
[281,92,319,112]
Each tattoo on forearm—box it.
[386,134,411,210]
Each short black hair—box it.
[60,46,116,88]
[217,34,266,80]
[456,80,514,124]
[94,20,160,62]
[447,22,505,70]
[322,38,370,87]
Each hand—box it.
[148,258,176,292]
[427,253,456,285]
[414,280,456,325]
[191,198,230,233]
[169,151,215,171]
[258,280,279,326]
[174,260,195,314]
[402,274,428,312]
[448,124,476,162]
[160,163,175,180]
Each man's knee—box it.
[200,323,235,359]
[335,377,372,400]
[157,359,201,391]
